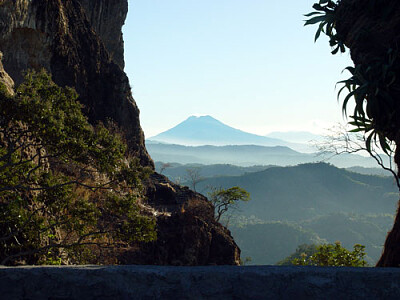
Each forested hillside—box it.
[147,142,381,168]
[162,162,397,264]
[197,163,398,221]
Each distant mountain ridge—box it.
[148,115,313,152]
[197,162,398,221]
[146,142,382,168]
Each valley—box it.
[149,116,398,265]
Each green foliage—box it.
[306,1,400,170]
[231,221,325,266]
[291,241,368,267]
[304,0,345,54]
[276,244,319,266]
[338,49,397,155]
[208,186,250,222]
[0,70,156,265]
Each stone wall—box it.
[1,265,400,299]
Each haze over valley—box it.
[150,116,397,265]
[147,115,385,168]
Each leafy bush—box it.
[276,244,319,266]
[291,242,368,267]
[0,70,156,265]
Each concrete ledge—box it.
[1,265,400,299]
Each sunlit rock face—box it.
[0,52,14,95]
[79,0,127,70]
[0,0,152,167]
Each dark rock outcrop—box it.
[333,0,400,267]
[335,0,400,142]
[120,173,240,266]
[0,0,240,265]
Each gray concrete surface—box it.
[0,265,399,299]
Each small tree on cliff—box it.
[305,0,400,267]
[208,186,250,223]
[0,70,156,265]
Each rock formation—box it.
[0,0,151,166]
[79,0,127,70]
[0,0,240,265]
[333,0,400,267]
[0,52,14,95]
[121,173,240,265]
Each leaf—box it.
[304,11,322,17]
[365,133,373,153]
[315,22,325,41]
[304,16,328,26]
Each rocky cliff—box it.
[0,0,240,265]
[0,0,151,166]
[333,0,400,267]
[0,51,13,95]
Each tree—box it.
[315,123,399,189]
[159,162,171,175]
[185,167,203,192]
[0,70,156,265]
[305,0,400,267]
[291,242,368,267]
[208,186,250,222]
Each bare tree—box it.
[315,123,399,190]
[185,167,203,192]
[159,162,171,175]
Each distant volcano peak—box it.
[148,115,298,148]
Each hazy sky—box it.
[123,0,353,138]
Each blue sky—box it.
[123,0,353,138]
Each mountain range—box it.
[196,162,398,221]
[147,142,383,168]
[157,162,397,265]
[148,115,314,152]
[194,162,397,264]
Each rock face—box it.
[0,0,151,166]
[79,0,127,70]
[120,173,240,266]
[0,0,240,265]
[335,0,400,143]
[334,0,400,267]
[0,52,14,95]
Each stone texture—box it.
[334,0,400,267]
[0,0,152,166]
[0,52,14,95]
[1,265,400,299]
[79,0,128,70]
[335,0,400,142]
[121,173,241,266]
